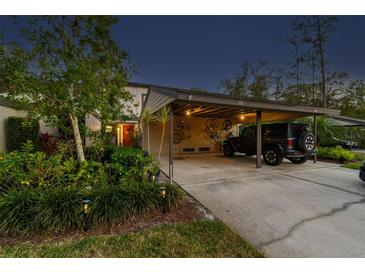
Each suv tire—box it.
[298,132,315,153]
[263,146,283,166]
[289,156,308,164]
[223,144,235,157]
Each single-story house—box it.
[2,81,365,178]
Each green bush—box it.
[0,188,39,235]
[5,117,39,152]
[88,184,133,225]
[0,149,108,193]
[0,181,184,235]
[317,146,355,162]
[110,146,158,183]
[34,187,83,232]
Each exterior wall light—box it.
[240,114,245,121]
[186,110,191,116]
[105,125,113,133]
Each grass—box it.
[342,152,365,170]
[0,220,263,258]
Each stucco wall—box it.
[125,85,149,119]
[142,116,240,156]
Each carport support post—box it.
[168,107,174,180]
[256,111,262,168]
[314,114,317,163]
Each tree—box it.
[155,106,170,161]
[338,80,365,119]
[3,16,133,161]
[219,60,274,100]
[293,16,338,108]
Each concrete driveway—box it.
[161,153,365,257]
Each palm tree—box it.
[141,108,153,155]
[155,106,170,160]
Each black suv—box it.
[222,123,316,166]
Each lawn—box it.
[0,220,263,258]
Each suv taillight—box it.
[287,138,295,150]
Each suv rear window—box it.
[263,124,286,138]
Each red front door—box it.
[123,124,135,146]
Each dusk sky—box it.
[1,16,365,91]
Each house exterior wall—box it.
[125,85,149,119]
[84,85,148,146]
[142,116,240,156]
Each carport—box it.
[142,85,340,179]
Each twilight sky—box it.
[1,16,365,91]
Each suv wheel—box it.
[289,156,308,164]
[263,146,283,166]
[298,132,315,153]
[223,144,235,157]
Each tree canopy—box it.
[1,16,134,161]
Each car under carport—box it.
[141,84,340,179]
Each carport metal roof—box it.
[141,84,340,121]
[328,115,365,127]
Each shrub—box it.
[110,146,157,183]
[34,187,83,232]
[0,149,108,193]
[0,188,39,235]
[5,117,39,152]
[0,182,184,235]
[88,184,133,225]
[317,146,354,162]
[39,133,59,155]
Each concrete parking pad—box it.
[161,153,365,257]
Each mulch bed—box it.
[0,195,214,246]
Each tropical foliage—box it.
[0,143,182,235]
[317,147,354,162]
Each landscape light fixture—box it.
[160,185,167,213]
[160,186,166,198]
[82,199,91,214]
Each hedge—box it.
[5,117,39,152]
[0,182,184,235]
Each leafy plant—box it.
[88,184,133,225]
[5,117,39,152]
[34,187,83,233]
[0,188,39,235]
[317,146,354,162]
[110,146,153,182]
[0,181,184,235]
[39,133,59,155]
